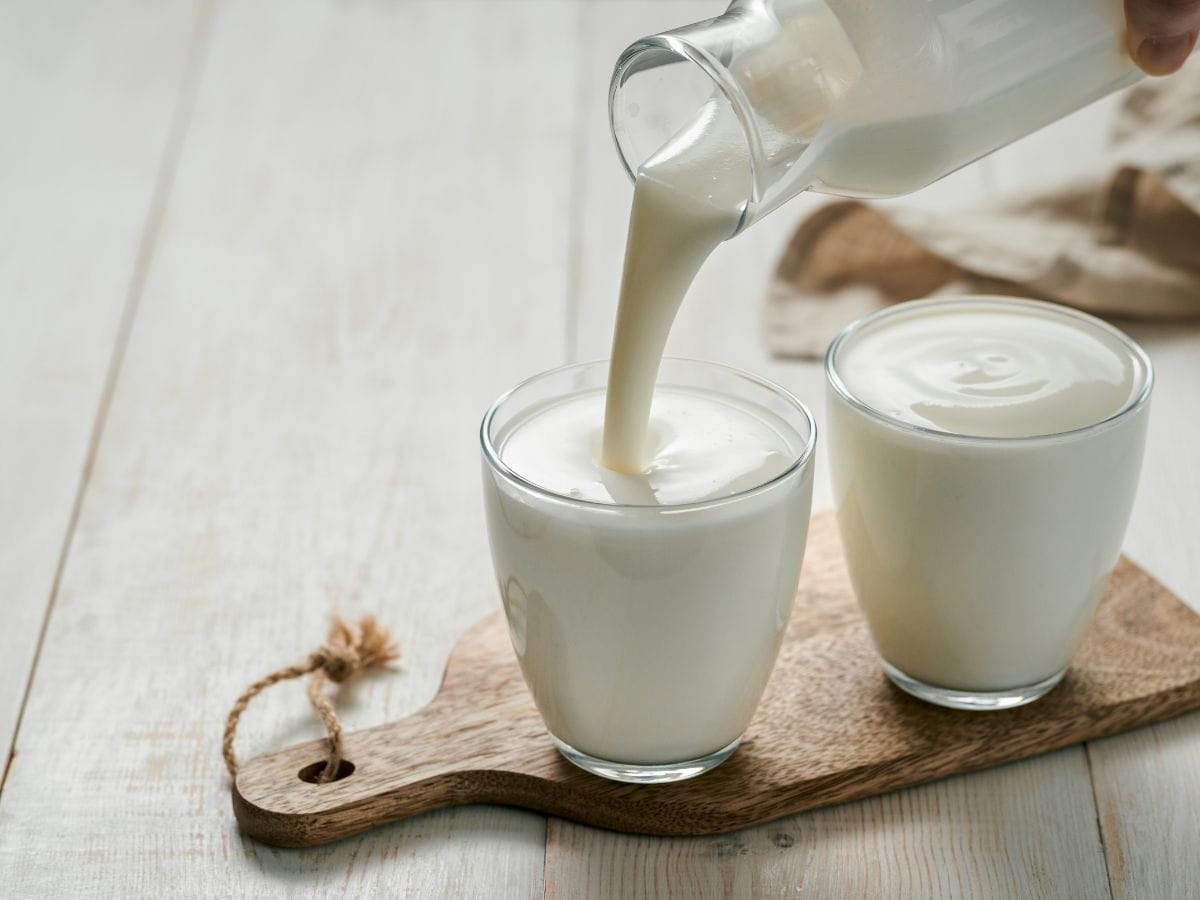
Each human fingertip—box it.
[1134,30,1199,75]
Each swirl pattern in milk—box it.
[500,387,800,506]
[835,304,1143,438]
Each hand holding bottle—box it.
[1126,0,1200,74]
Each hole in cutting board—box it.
[298,760,356,784]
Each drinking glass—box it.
[481,359,816,782]
[825,297,1152,710]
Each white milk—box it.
[790,0,1137,199]
[835,303,1140,437]
[599,99,748,473]
[827,299,1151,695]
[600,2,864,473]
[596,1,864,473]
[483,364,814,765]
[506,387,796,506]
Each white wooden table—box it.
[2,1,1197,895]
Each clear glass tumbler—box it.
[480,359,816,783]
[825,297,1152,710]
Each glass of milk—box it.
[481,359,816,782]
[826,297,1152,710]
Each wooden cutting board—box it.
[233,511,1200,848]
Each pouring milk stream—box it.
[599,0,1149,475]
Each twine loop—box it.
[222,615,397,784]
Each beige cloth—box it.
[766,55,1200,359]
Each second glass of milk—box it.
[826,297,1153,710]
[481,359,816,783]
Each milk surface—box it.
[828,300,1151,693]
[503,387,797,507]
[836,303,1140,437]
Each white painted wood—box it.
[546,749,1109,899]
[1089,713,1200,900]
[1121,323,1200,615]
[0,0,578,894]
[0,0,202,761]
[1089,321,1200,900]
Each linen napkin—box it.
[766,55,1200,359]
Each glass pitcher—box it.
[610,0,1144,235]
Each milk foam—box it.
[501,386,799,506]
[835,303,1142,438]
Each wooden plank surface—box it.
[0,0,579,894]
[0,0,204,765]
[544,750,1109,899]
[1,0,1197,895]
[1090,321,1200,900]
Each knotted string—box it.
[222,615,398,783]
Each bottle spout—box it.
[608,0,863,231]
[609,10,763,232]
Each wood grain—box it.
[0,0,579,894]
[543,748,1110,899]
[1089,321,1200,900]
[234,510,1200,848]
[0,0,204,764]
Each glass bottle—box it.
[610,0,1146,235]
